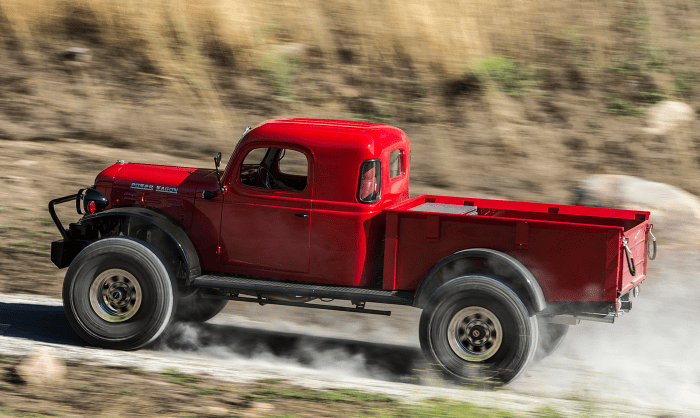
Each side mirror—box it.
[202,190,217,199]
[213,152,225,193]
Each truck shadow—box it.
[0,301,428,384]
[159,321,428,383]
[0,302,84,345]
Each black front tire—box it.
[62,237,177,350]
[419,275,538,386]
[175,288,228,323]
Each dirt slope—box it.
[0,246,698,417]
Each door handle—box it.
[294,213,309,218]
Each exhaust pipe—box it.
[550,312,618,324]
[574,312,618,323]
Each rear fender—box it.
[413,248,546,315]
[79,207,202,284]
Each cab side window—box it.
[240,147,270,187]
[271,149,308,191]
[276,149,308,178]
[389,149,403,179]
[240,147,309,192]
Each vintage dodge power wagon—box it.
[49,118,656,384]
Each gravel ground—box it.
[1,245,698,417]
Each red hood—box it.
[101,163,221,228]
[104,163,220,197]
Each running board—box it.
[192,274,413,305]
[202,294,392,316]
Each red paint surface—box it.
[221,190,312,274]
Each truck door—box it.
[221,145,312,274]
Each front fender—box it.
[80,207,202,283]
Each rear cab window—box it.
[358,159,381,203]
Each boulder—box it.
[269,42,309,60]
[13,348,67,386]
[61,47,92,63]
[574,175,700,244]
[204,406,229,416]
[248,402,275,414]
[642,101,694,135]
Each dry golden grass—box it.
[2,0,700,204]
[1,0,633,74]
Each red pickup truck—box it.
[49,118,656,385]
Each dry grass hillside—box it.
[1,0,700,199]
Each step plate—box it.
[192,274,413,305]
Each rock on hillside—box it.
[642,101,694,136]
[575,175,700,244]
[13,348,67,386]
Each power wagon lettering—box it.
[130,182,153,191]
[130,183,178,194]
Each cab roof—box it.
[233,118,410,205]
[243,118,407,156]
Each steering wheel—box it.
[256,165,275,189]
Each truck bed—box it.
[383,195,651,303]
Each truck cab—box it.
[189,119,411,288]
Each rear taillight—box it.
[88,200,96,214]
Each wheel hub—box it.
[447,306,503,361]
[89,269,142,323]
[467,322,490,346]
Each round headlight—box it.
[77,188,109,215]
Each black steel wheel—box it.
[175,288,228,322]
[534,316,569,362]
[419,275,538,386]
[62,237,177,350]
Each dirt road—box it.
[1,245,698,417]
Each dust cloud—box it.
[153,247,699,415]
[513,247,700,413]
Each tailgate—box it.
[619,221,652,295]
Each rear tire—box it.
[62,237,177,350]
[175,288,228,322]
[419,275,538,386]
